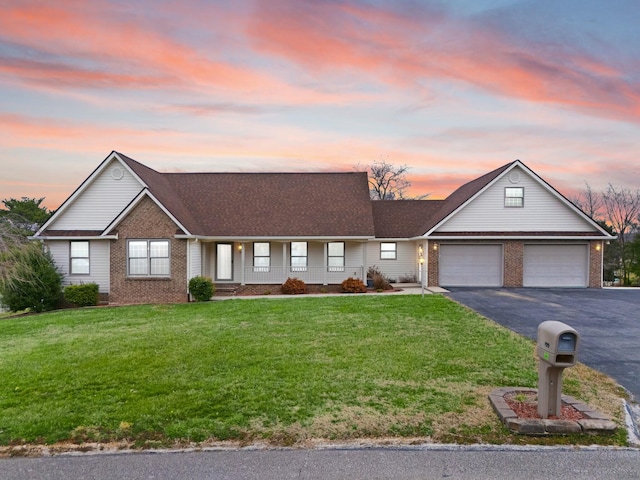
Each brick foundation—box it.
[109,196,188,304]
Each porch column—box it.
[362,241,367,282]
[240,242,246,285]
[282,242,287,283]
[323,242,328,285]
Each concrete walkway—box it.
[213,283,448,300]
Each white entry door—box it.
[216,243,233,280]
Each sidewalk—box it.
[213,283,449,300]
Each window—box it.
[380,242,397,260]
[70,241,89,274]
[505,187,524,207]
[128,240,170,276]
[328,242,345,272]
[291,241,307,271]
[253,242,270,272]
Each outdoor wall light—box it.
[238,244,243,251]
[433,243,438,251]
[595,243,601,251]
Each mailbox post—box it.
[537,321,580,418]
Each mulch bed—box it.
[503,391,585,421]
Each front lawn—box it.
[0,295,627,449]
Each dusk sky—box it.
[2,0,639,210]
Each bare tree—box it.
[358,159,428,200]
[601,184,640,285]
[571,182,603,220]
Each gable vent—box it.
[111,166,124,180]
[508,171,521,184]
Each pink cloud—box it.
[247,1,640,123]
[0,1,372,105]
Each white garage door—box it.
[523,244,588,287]
[439,244,503,287]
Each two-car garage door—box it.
[438,243,589,288]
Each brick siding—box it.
[589,241,603,288]
[503,241,524,287]
[109,196,188,304]
[427,241,439,287]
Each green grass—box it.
[0,295,627,448]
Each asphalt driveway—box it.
[444,288,640,401]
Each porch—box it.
[198,240,369,286]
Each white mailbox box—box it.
[536,321,580,418]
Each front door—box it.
[216,243,233,281]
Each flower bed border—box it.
[489,387,617,435]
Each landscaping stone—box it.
[489,387,618,435]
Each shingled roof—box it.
[119,153,519,239]
[370,163,514,238]
[118,153,375,237]
[371,200,445,238]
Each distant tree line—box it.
[572,184,640,286]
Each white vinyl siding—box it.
[47,240,110,293]
[436,166,596,232]
[366,241,419,282]
[439,244,503,287]
[524,244,588,287]
[48,160,143,230]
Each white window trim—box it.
[127,239,170,277]
[70,240,90,275]
[327,242,345,272]
[291,241,308,272]
[253,242,271,272]
[380,242,397,260]
[505,187,524,208]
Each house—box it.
[32,151,615,304]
